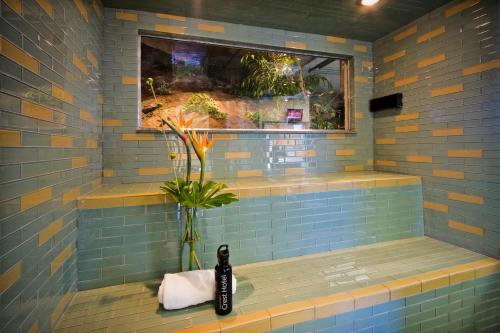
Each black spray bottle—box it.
[215,244,232,315]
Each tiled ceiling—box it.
[102,0,453,41]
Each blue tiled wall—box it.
[0,0,103,332]
[372,0,500,258]
[101,8,375,183]
[77,184,423,290]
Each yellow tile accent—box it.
[353,44,368,53]
[80,109,93,122]
[393,25,417,42]
[336,149,355,156]
[175,322,220,333]
[432,169,464,180]
[268,300,314,330]
[38,218,64,246]
[4,0,22,15]
[326,35,346,44]
[51,135,73,148]
[395,124,419,133]
[394,112,419,122]
[86,50,98,68]
[383,277,421,299]
[116,11,138,21]
[21,187,52,211]
[22,100,52,121]
[155,13,186,21]
[0,129,21,146]
[72,157,87,168]
[448,149,482,158]
[103,118,123,127]
[384,50,406,63]
[0,262,21,293]
[469,258,500,278]
[198,23,225,33]
[92,0,102,18]
[375,138,396,145]
[355,111,364,119]
[219,310,269,333]
[354,76,368,83]
[431,83,463,97]
[122,76,137,85]
[62,187,80,205]
[86,138,97,148]
[448,220,484,236]
[418,53,446,68]
[273,139,296,145]
[285,41,306,49]
[138,167,169,176]
[27,322,39,333]
[375,70,395,83]
[72,53,88,75]
[326,133,345,140]
[237,169,263,178]
[375,160,397,167]
[406,155,432,163]
[417,26,445,43]
[50,290,74,325]
[51,243,73,274]
[345,165,364,172]
[122,133,155,141]
[296,150,316,157]
[445,0,479,17]
[52,85,73,104]
[362,61,373,71]
[154,24,186,34]
[0,37,39,74]
[445,263,476,284]
[423,200,448,213]
[432,127,463,136]
[394,75,418,88]
[73,0,89,22]
[212,133,238,140]
[349,285,390,309]
[285,168,305,176]
[313,292,354,319]
[448,192,484,205]
[34,0,54,18]
[224,152,251,159]
[463,59,500,75]
[103,169,114,177]
[124,195,167,207]
[414,271,449,292]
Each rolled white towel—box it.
[158,269,237,310]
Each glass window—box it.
[140,35,352,131]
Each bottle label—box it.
[220,274,228,310]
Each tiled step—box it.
[54,237,500,333]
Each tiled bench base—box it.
[54,237,500,333]
[76,172,423,290]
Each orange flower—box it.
[164,112,193,143]
[187,130,215,163]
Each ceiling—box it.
[102,0,452,42]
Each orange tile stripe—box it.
[285,168,306,176]
[326,35,346,44]
[138,167,169,176]
[0,37,39,74]
[211,133,238,140]
[174,258,500,333]
[448,192,484,205]
[423,200,448,213]
[73,0,89,22]
[394,112,418,122]
[198,23,225,33]
[418,53,446,68]
[417,26,445,43]
[51,135,73,148]
[375,71,395,83]
[285,41,306,49]
[296,150,316,157]
[21,187,52,211]
[0,262,22,293]
[62,187,81,205]
[80,109,93,122]
[4,0,22,15]
[86,138,98,148]
[27,322,39,333]
[445,0,479,17]
[86,50,98,68]
[155,13,186,21]
[103,169,114,177]
[39,219,64,246]
[432,169,464,180]
[354,76,368,83]
[393,25,417,42]
[431,83,463,97]
[345,165,364,172]
[375,160,397,167]
[72,53,88,75]
[448,149,482,158]
[394,76,418,88]
[22,100,52,121]
[224,152,251,159]
[51,244,74,274]
[375,138,396,145]
[448,220,484,236]
[34,0,54,18]
[326,133,345,140]
[103,118,123,127]
[406,155,432,163]
[116,11,138,21]
[353,44,368,53]
[395,124,419,133]
[92,0,103,18]
[432,128,463,136]
[463,59,500,75]
[72,157,87,168]
[237,169,263,178]
[51,290,74,326]
[336,149,355,156]
[122,133,155,141]
[0,129,21,146]
[154,24,185,34]
[384,50,406,63]
[122,76,137,85]
[52,85,73,104]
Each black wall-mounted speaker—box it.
[369,93,403,112]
